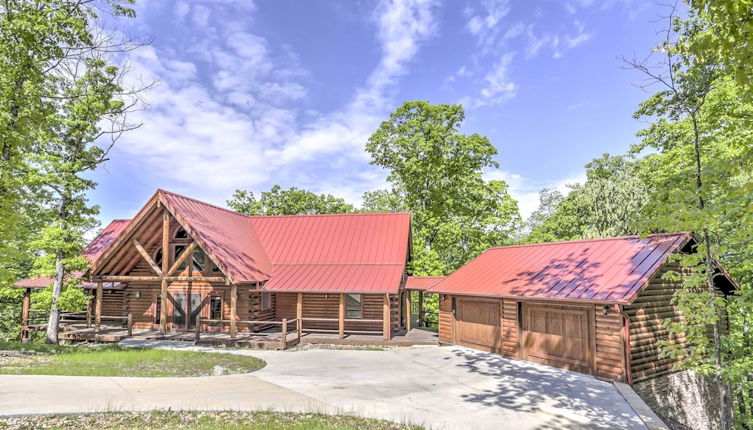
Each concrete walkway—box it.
[0,341,647,430]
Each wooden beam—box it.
[338,293,345,339]
[230,283,237,339]
[92,275,226,283]
[160,210,169,335]
[296,293,303,320]
[20,288,30,342]
[95,282,103,334]
[167,241,198,276]
[383,293,391,340]
[405,290,411,331]
[132,239,163,276]
[281,318,288,349]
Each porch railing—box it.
[195,317,301,349]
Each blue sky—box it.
[91,0,665,226]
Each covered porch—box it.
[52,323,438,349]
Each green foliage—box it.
[228,185,355,216]
[525,154,649,243]
[684,0,753,97]
[366,101,520,275]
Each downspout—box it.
[620,304,633,385]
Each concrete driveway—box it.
[0,341,647,430]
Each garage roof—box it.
[428,233,692,304]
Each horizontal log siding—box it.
[100,289,125,318]
[438,295,453,343]
[624,263,689,382]
[594,306,626,382]
[276,293,395,332]
[501,299,518,357]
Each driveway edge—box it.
[613,382,669,430]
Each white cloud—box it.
[111,0,440,208]
[460,53,516,108]
[484,169,586,219]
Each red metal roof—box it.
[17,190,411,293]
[428,233,692,304]
[405,276,445,291]
[160,190,272,283]
[251,212,411,293]
[15,220,131,289]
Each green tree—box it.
[525,154,649,243]
[365,101,520,275]
[228,185,355,215]
[625,7,753,427]
[0,0,144,343]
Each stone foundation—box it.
[633,370,720,430]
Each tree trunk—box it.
[45,248,64,344]
[691,112,730,430]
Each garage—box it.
[454,298,501,353]
[521,304,593,375]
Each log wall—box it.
[624,262,689,382]
[276,293,397,333]
[594,305,626,382]
[438,294,453,343]
[501,299,519,357]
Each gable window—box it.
[261,293,272,311]
[346,294,362,319]
[210,295,222,320]
[192,247,205,271]
[174,227,188,239]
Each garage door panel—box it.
[523,305,592,374]
[456,299,501,352]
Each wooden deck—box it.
[57,324,439,349]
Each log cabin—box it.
[15,189,412,341]
[424,233,737,384]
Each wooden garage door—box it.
[522,304,592,374]
[456,299,501,353]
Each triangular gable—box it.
[90,190,271,284]
[159,190,271,283]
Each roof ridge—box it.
[488,232,690,251]
[271,263,404,266]
[158,189,252,218]
[249,211,411,219]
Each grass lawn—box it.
[0,341,265,377]
[0,411,424,430]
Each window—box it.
[192,247,205,271]
[154,248,163,267]
[174,227,188,239]
[261,293,272,311]
[210,295,222,320]
[346,294,362,319]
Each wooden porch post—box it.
[338,293,345,339]
[418,290,424,327]
[20,288,30,342]
[296,292,303,335]
[86,294,92,328]
[95,281,103,334]
[383,293,391,340]
[404,291,411,331]
[230,283,237,339]
[160,210,169,335]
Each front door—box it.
[172,293,202,330]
